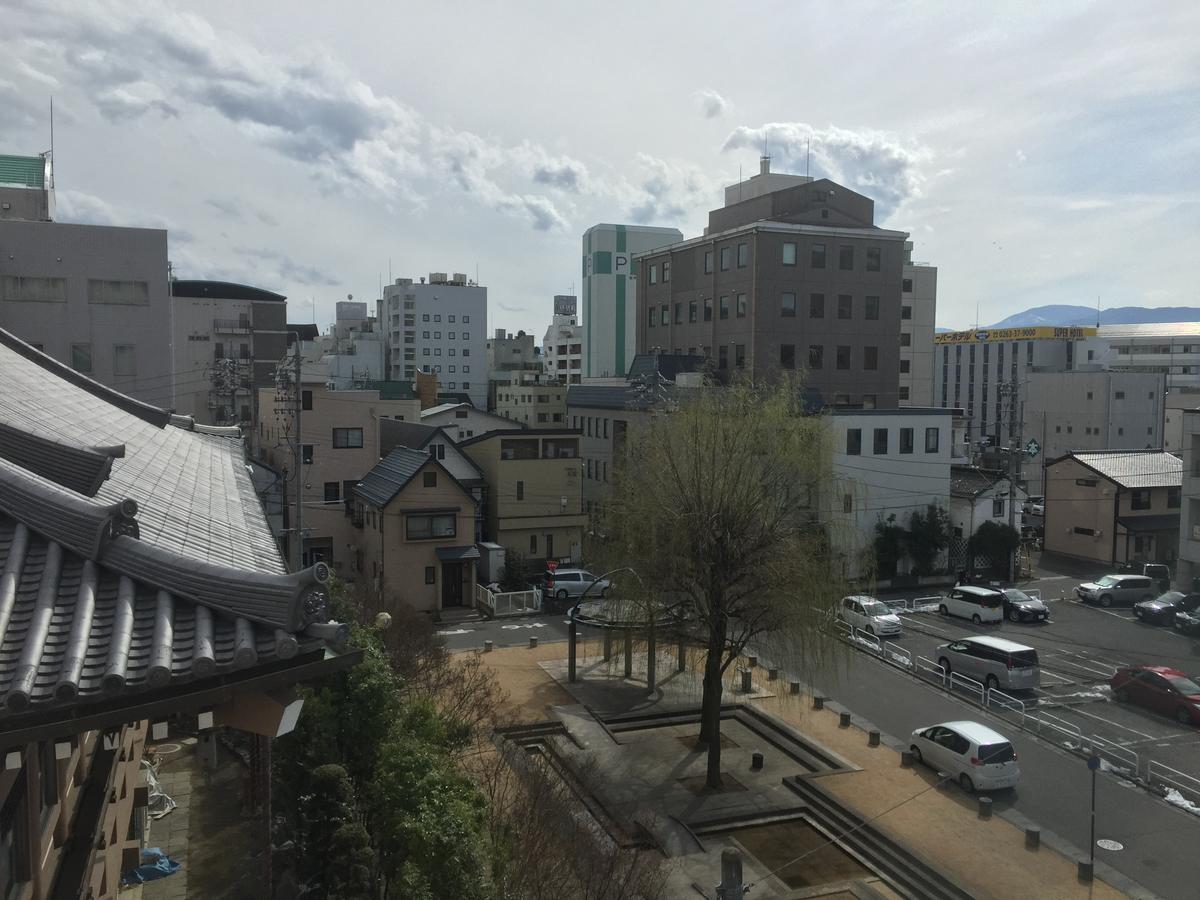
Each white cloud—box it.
[1015,148,1027,164]
[723,122,933,219]
[693,88,730,120]
[625,153,720,226]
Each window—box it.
[70,343,92,374]
[863,346,878,370]
[811,243,826,268]
[838,295,852,319]
[1075,478,1097,487]
[423,471,437,488]
[302,390,313,411]
[924,427,940,453]
[649,264,658,285]
[899,427,914,454]
[901,305,912,321]
[718,346,728,369]
[843,494,853,514]
[902,278,913,293]
[736,294,747,318]
[993,497,1005,517]
[1115,391,1126,400]
[1074,526,1095,536]
[846,428,862,455]
[704,297,713,321]
[704,250,713,274]
[836,346,850,370]
[866,247,881,272]
[720,247,731,271]
[88,279,149,305]
[780,344,795,369]
[809,293,824,318]
[516,481,525,500]
[406,513,456,540]
[719,296,729,319]
[899,386,909,400]
[737,242,748,267]
[838,245,854,270]
[689,301,697,323]
[865,296,879,320]
[434,331,442,340]
[302,444,314,464]
[900,332,911,347]
[113,344,137,376]
[1130,489,1151,510]
[332,428,364,448]
[434,314,441,322]
[529,534,538,554]
[449,315,456,323]
[735,344,746,368]
[782,242,796,265]
[648,306,657,327]
[781,292,796,317]
[423,313,430,322]
[424,566,436,585]
[322,482,340,503]
[448,332,456,340]
[899,359,910,373]
[674,302,683,324]
[808,345,823,369]
[1169,487,1181,508]
[873,428,888,454]
[2,275,66,302]
[660,304,668,325]
[663,261,671,282]
[463,315,470,323]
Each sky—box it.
[3,1,1198,334]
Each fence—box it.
[474,584,541,617]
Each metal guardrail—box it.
[915,655,945,681]
[1148,760,1200,807]
[949,672,985,706]
[985,688,1026,727]
[882,640,911,668]
[1086,735,1140,779]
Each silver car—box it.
[545,569,610,605]
[1075,574,1155,608]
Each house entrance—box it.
[442,561,464,607]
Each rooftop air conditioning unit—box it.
[452,273,468,285]
[430,272,448,284]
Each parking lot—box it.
[845,577,1200,803]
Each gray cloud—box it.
[236,246,340,286]
[723,122,931,218]
[694,88,729,119]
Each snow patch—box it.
[1163,788,1200,815]
[1053,688,1111,703]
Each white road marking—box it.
[500,622,548,630]
[1058,706,1161,740]
[436,628,474,636]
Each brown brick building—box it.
[635,163,909,407]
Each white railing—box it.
[986,688,1026,727]
[949,672,986,706]
[1148,761,1200,808]
[915,655,945,682]
[1024,710,1083,748]
[882,640,911,668]
[474,584,540,617]
[1086,735,1140,779]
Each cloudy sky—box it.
[4,1,1197,333]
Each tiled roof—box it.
[422,402,468,417]
[354,447,431,508]
[0,328,346,722]
[379,419,438,456]
[950,466,1007,498]
[1069,451,1182,489]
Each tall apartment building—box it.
[323,299,386,388]
[381,272,487,407]
[582,223,682,377]
[171,279,288,426]
[543,304,584,385]
[0,152,173,406]
[636,160,909,407]
[901,243,937,406]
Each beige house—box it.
[354,447,479,613]
[459,429,587,564]
[254,380,420,573]
[1044,451,1182,567]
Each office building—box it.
[635,158,911,407]
[543,302,584,384]
[381,272,487,408]
[486,328,542,410]
[1079,323,1200,392]
[582,223,682,378]
[170,279,288,426]
[0,152,173,406]
[900,243,938,406]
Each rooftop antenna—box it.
[806,138,811,177]
[1096,295,1101,328]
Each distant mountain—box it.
[982,305,1200,329]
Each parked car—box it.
[1133,592,1200,626]
[1176,607,1200,636]
[939,585,1004,625]
[909,720,1021,793]
[1022,496,1045,516]
[1118,561,1172,593]
[1110,665,1200,725]
[935,635,1041,691]
[1075,574,1155,608]
[1001,588,1049,623]
[543,568,610,609]
[836,595,902,637]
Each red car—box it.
[1110,666,1200,725]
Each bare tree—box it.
[594,377,846,789]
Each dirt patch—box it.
[735,819,872,889]
[676,773,748,795]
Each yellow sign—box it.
[934,326,1098,345]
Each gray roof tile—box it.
[1067,450,1182,489]
[355,447,431,508]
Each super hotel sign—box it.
[934,326,1098,345]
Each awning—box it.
[436,545,481,562]
[1116,515,1180,533]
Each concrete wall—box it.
[1178,411,1200,590]
[0,219,172,406]
[900,262,936,406]
[1043,457,1117,565]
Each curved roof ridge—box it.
[0,420,121,496]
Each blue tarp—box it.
[120,847,182,885]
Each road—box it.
[437,611,570,652]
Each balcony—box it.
[213,318,252,333]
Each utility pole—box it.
[1000,379,1022,583]
[289,334,304,572]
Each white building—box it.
[581,223,682,378]
[827,407,956,580]
[321,298,386,389]
[900,242,937,407]
[1176,410,1200,591]
[1079,323,1200,393]
[381,273,487,408]
[543,309,584,385]
[420,402,523,442]
[949,466,1027,542]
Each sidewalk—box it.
[474,641,1134,900]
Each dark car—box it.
[1110,666,1200,725]
[1001,588,1049,623]
[1176,608,1200,636]
[1134,592,1200,626]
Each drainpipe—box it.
[1112,488,1120,565]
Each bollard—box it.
[900,750,914,768]
[789,681,801,695]
[740,668,753,694]
[750,751,764,771]
[529,636,538,649]
[839,711,851,728]
[1077,860,1093,883]
[748,656,758,669]
[977,796,992,820]
[1025,827,1041,850]
[868,730,880,747]
[484,640,494,652]
[768,667,779,681]
[813,696,825,710]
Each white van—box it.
[939,585,1004,625]
[837,595,902,637]
[935,636,1041,691]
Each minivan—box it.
[936,635,1041,691]
[543,568,610,608]
[939,585,1004,625]
[910,720,1021,793]
[837,595,902,637]
[1075,574,1155,608]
